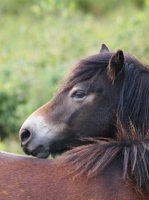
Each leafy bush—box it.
[1,0,146,15]
[0,91,25,139]
[0,0,36,13]
[77,0,146,14]
[0,64,27,139]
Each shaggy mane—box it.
[117,56,149,136]
[59,52,149,92]
[63,123,149,190]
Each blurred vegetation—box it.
[0,0,149,154]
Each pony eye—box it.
[72,90,86,99]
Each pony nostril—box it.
[20,129,32,145]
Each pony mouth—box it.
[31,145,50,158]
[22,145,50,159]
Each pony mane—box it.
[63,123,149,190]
[117,55,149,135]
[58,52,113,93]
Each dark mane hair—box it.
[59,52,149,135]
[59,52,113,92]
[63,123,149,190]
[117,57,149,136]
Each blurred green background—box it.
[0,0,149,155]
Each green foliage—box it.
[0,64,27,139]
[0,91,24,139]
[74,0,146,15]
[0,0,149,150]
[0,0,146,14]
[31,0,76,17]
[73,0,121,15]
[0,0,35,13]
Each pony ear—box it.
[108,49,124,80]
[99,44,110,53]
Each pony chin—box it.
[31,145,50,159]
